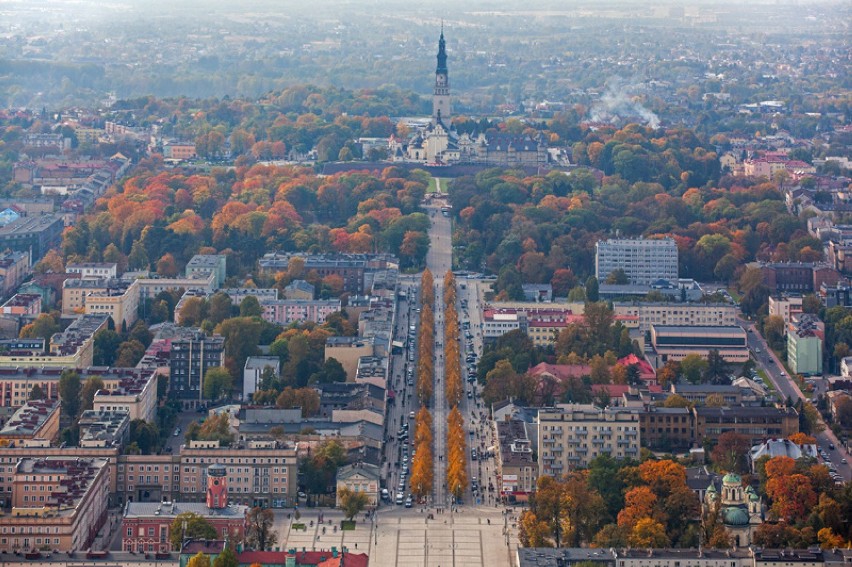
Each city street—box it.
[739,317,851,482]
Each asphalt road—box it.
[739,317,851,482]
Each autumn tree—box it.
[203,367,233,401]
[170,512,217,549]
[244,507,277,550]
[711,431,751,474]
[338,485,370,521]
[519,509,554,547]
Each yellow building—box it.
[84,279,140,329]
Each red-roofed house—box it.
[617,354,657,384]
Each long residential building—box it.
[595,237,678,285]
[0,314,109,374]
[0,214,64,263]
[536,404,640,476]
[693,406,799,446]
[613,301,737,333]
[262,299,340,326]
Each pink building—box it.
[262,299,340,326]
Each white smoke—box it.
[589,78,660,129]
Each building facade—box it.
[169,331,225,408]
[595,238,678,285]
[614,301,737,333]
[650,325,749,365]
[537,405,640,476]
[787,315,823,376]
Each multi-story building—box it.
[134,272,216,300]
[177,440,297,508]
[650,325,749,365]
[121,463,247,554]
[0,314,109,373]
[78,410,130,448]
[614,301,737,333]
[262,299,340,326]
[66,262,118,280]
[83,279,140,329]
[768,294,803,328]
[335,462,381,507]
[185,254,226,288]
[92,367,158,423]
[670,383,754,406]
[242,356,280,401]
[787,314,823,376]
[0,214,64,263]
[62,277,126,316]
[162,141,197,161]
[0,293,42,316]
[495,419,538,502]
[258,253,397,294]
[0,250,30,296]
[639,406,694,451]
[536,405,640,476]
[0,399,61,443]
[595,238,678,285]
[750,261,840,294]
[0,457,110,552]
[283,279,314,300]
[169,331,225,408]
[693,406,799,446]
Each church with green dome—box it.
[704,472,763,547]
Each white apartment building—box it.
[537,404,640,477]
[595,238,678,285]
[768,295,803,328]
[614,301,738,333]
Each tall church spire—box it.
[432,26,451,125]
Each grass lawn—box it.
[757,369,776,394]
[341,520,356,530]
[292,522,307,531]
[427,176,451,193]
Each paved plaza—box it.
[274,505,519,567]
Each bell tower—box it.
[206,463,228,509]
[432,25,451,126]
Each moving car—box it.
[396,492,404,505]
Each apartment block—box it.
[185,254,226,288]
[169,330,225,408]
[614,301,737,333]
[325,336,376,381]
[66,262,118,280]
[0,314,109,373]
[768,295,803,327]
[750,261,840,294]
[162,141,197,161]
[0,457,110,552]
[258,253,398,294]
[650,325,749,365]
[537,405,640,476]
[83,278,140,329]
[787,314,823,376]
[0,214,64,263]
[133,272,216,300]
[62,277,126,316]
[595,237,678,285]
[0,399,60,443]
[262,299,340,326]
[242,356,280,401]
[92,367,158,423]
[0,250,30,296]
[78,410,130,448]
[495,419,538,501]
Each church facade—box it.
[389,30,548,167]
[704,472,763,547]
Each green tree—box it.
[80,377,105,412]
[207,292,234,325]
[680,353,708,384]
[605,268,628,284]
[239,295,263,317]
[310,357,346,384]
[703,350,730,385]
[128,240,149,270]
[203,367,233,401]
[59,370,82,421]
[338,485,370,521]
[169,512,217,550]
[128,419,160,454]
[585,276,600,302]
[93,329,121,366]
[29,384,45,400]
[115,339,146,367]
[215,317,262,381]
[244,507,277,551]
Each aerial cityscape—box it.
[0,0,850,566]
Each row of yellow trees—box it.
[444,270,463,406]
[417,269,435,404]
[409,405,434,500]
[410,269,436,502]
[443,270,469,500]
